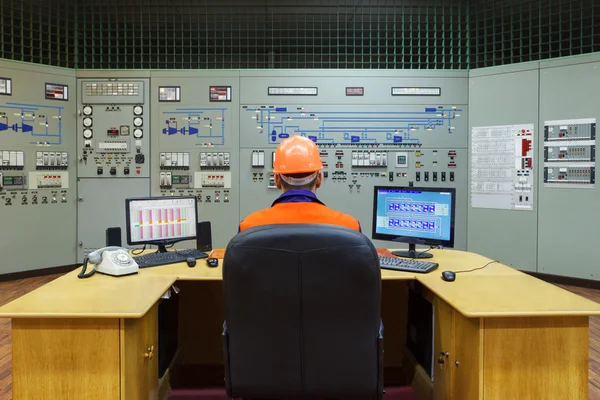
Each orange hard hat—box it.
[273,135,323,175]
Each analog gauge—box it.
[133,117,143,127]
[82,105,93,116]
[133,105,143,115]
[133,128,143,138]
[83,117,93,127]
[83,129,93,139]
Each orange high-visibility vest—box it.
[239,190,360,232]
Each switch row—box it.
[351,151,388,167]
[0,150,24,169]
[36,151,68,170]
[160,152,190,169]
[415,171,454,182]
[200,152,230,170]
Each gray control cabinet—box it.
[0,60,77,273]
[149,72,241,248]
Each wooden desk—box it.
[1,249,599,400]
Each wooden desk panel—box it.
[12,318,121,400]
[419,273,600,318]
[0,271,175,318]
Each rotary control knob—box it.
[133,105,143,115]
[83,129,93,139]
[133,117,143,127]
[133,128,143,139]
[83,117,92,127]
[82,105,93,116]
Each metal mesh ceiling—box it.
[1,0,599,70]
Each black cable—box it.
[455,260,499,274]
[77,257,96,279]
[415,246,435,258]
[131,245,146,255]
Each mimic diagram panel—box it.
[0,101,65,146]
[239,101,468,250]
[77,79,151,178]
[160,107,227,147]
[470,124,534,211]
[240,105,464,148]
[543,118,596,188]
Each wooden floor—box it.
[0,275,598,399]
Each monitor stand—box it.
[392,243,433,259]
[157,244,169,253]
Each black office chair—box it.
[222,224,384,400]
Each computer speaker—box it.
[105,227,122,247]
[196,221,212,252]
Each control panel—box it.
[77,79,150,178]
[544,119,596,187]
[239,99,468,250]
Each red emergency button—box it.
[136,169,141,174]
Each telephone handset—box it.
[78,246,139,279]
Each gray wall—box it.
[468,63,540,272]
[468,53,600,280]
[538,54,600,280]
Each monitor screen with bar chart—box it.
[125,196,198,252]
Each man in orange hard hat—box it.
[239,135,361,232]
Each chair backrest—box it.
[222,224,382,400]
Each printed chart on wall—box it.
[471,124,534,211]
[543,118,596,188]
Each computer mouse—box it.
[207,258,219,267]
[186,257,196,268]
[441,270,456,282]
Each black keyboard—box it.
[133,249,208,269]
[379,256,439,273]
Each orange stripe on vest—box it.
[239,202,360,232]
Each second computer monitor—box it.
[372,186,456,258]
[126,196,198,253]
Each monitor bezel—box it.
[371,185,456,248]
[125,196,199,247]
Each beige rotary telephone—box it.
[78,246,139,278]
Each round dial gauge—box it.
[82,105,93,116]
[133,128,143,138]
[83,129,93,139]
[83,117,92,127]
[133,105,143,115]
[133,117,143,127]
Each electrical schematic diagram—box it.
[161,107,227,146]
[543,118,595,188]
[241,105,462,147]
[471,124,534,211]
[0,101,64,145]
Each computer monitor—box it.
[126,196,198,253]
[372,186,456,259]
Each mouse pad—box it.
[209,248,226,259]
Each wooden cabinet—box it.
[430,295,588,400]
[11,303,159,400]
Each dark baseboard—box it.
[0,264,77,282]
[524,271,600,290]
